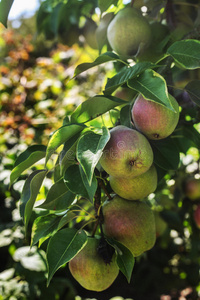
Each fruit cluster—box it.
[69,94,180,291]
[68,5,180,292]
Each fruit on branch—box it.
[82,18,98,49]
[107,7,152,58]
[184,178,200,201]
[68,237,119,291]
[96,12,114,50]
[99,125,154,178]
[193,204,200,229]
[110,164,157,200]
[102,195,156,257]
[132,94,180,140]
[137,22,169,63]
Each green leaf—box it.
[167,39,200,69]
[71,95,126,124]
[104,62,156,95]
[47,228,87,285]
[20,170,47,233]
[150,137,180,170]
[64,164,97,200]
[181,125,200,148]
[31,211,76,247]
[60,135,79,176]
[107,239,135,283]
[10,145,46,186]
[185,80,200,107]
[37,178,75,211]
[77,127,110,185]
[73,52,120,77]
[79,165,98,201]
[0,0,14,27]
[98,0,118,12]
[31,214,60,246]
[120,104,132,128]
[128,69,174,111]
[45,124,85,164]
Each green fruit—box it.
[99,125,154,178]
[132,94,180,140]
[107,7,152,58]
[102,195,156,256]
[184,178,200,201]
[96,12,114,51]
[69,237,119,291]
[83,18,98,49]
[110,164,157,200]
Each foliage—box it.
[1,0,200,299]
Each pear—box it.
[82,18,98,49]
[102,195,156,257]
[99,125,154,178]
[107,7,152,58]
[69,237,119,291]
[110,164,157,200]
[132,94,179,140]
[184,178,200,201]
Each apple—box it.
[110,164,157,200]
[132,94,180,140]
[102,195,156,257]
[107,7,152,58]
[68,236,119,291]
[99,125,154,178]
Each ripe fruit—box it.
[99,125,154,178]
[184,178,200,201]
[193,205,200,229]
[110,164,157,200]
[132,94,180,140]
[107,7,152,58]
[69,237,119,291]
[102,195,156,256]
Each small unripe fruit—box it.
[69,237,119,291]
[132,94,180,140]
[110,164,157,200]
[99,125,154,178]
[102,196,156,256]
[107,7,152,58]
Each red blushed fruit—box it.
[194,205,200,229]
[132,94,179,140]
[184,178,200,201]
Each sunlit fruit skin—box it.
[102,196,156,257]
[184,178,200,201]
[194,205,200,229]
[99,125,154,178]
[68,237,119,291]
[110,164,157,200]
[107,7,152,58]
[132,94,180,140]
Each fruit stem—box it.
[98,178,113,200]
